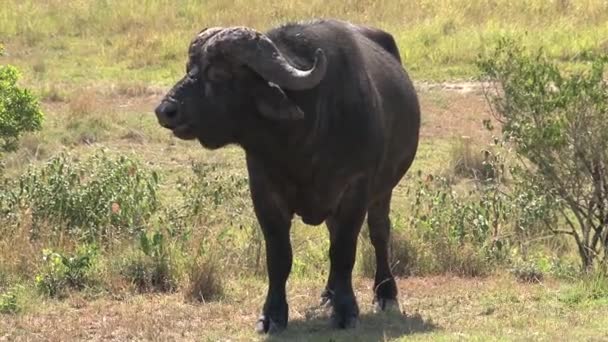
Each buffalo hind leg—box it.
[368,192,400,312]
[324,187,367,329]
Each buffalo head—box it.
[154,26,327,149]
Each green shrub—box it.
[35,245,98,298]
[403,161,555,276]
[163,162,266,276]
[409,174,510,264]
[177,162,250,221]
[0,65,44,153]
[0,150,159,242]
[478,37,608,270]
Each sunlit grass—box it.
[1,0,607,87]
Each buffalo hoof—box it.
[373,297,402,314]
[331,311,360,329]
[330,294,360,329]
[319,288,334,309]
[255,314,286,334]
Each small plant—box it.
[35,245,98,298]
[0,285,22,314]
[0,65,44,154]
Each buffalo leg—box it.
[367,192,399,312]
[325,186,367,329]
[256,218,292,333]
[248,164,293,334]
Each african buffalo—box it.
[154,18,420,333]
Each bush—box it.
[35,245,98,298]
[0,150,159,242]
[479,37,608,270]
[163,161,265,276]
[402,161,555,276]
[0,65,44,153]
[409,173,510,265]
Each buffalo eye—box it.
[187,64,200,79]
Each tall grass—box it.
[1,0,607,84]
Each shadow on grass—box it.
[266,311,438,342]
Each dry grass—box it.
[1,276,607,341]
[447,136,496,181]
[185,257,224,304]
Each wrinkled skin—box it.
[155,18,421,334]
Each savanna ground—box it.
[2,1,608,341]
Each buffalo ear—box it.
[254,82,304,120]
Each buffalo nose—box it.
[155,100,179,128]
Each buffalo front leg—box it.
[255,219,292,334]
[324,187,367,329]
[247,166,293,334]
[367,192,400,312]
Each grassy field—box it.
[2,1,608,341]
[1,0,608,87]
